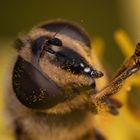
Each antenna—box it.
[52,24,69,38]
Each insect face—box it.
[5,19,140,140]
[12,20,103,110]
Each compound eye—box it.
[32,36,46,55]
[47,38,62,46]
[13,56,66,109]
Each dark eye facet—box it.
[32,37,46,55]
[12,56,66,109]
[47,38,62,46]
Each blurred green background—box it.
[1,0,140,140]
[1,0,139,70]
[0,0,125,70]
[0,0,120,37]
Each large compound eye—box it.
[12,56,67,109]
[12,20,102,110]
[47,38,62,46]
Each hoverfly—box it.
[4,19,140,140]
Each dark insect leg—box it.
[90,43,140,113]
[94,129,106,140]
[102,97,122,115]
[80,129,106,140]
[14,120,31,140]
[14,120,22,140]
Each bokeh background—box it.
[0,0,140,140]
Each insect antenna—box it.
[52,24,69,38]
[35,25,70,67]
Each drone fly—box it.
[4,19,140,140]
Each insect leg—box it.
[80,129,106,140]
[14,120,31,140]
[90,43,140,113]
